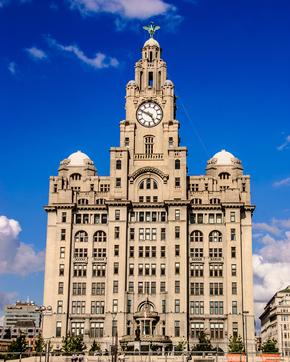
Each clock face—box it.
[136,102,163,127]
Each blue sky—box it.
[0,0,290,321]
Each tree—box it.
[228,335,245,353]
[261,338,279,353]
[62,335,86,354]
[192,331,213,352]
[8,334,28,353]
[34,334,45,353]
[175,341,186,355]
[89,340,100,354]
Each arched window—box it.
[96,199,105,205]
[209,230,222,243]
[219,172,230,180]
[139,178,158,190]
[190,230,203,242]
[78,198,88,205]
[116,160,122,170]
[175,159,180,170]
[192,198,202,205]
[74,230,88,242]
[70,173,81,181]
[210,198,221,205]
[94,231,107,242]
[144,136,154,154]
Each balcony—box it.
[209,257,224,262]
[92,257,107,263]
[134,153,163,160]
[190,257,204,263]
[73,257,88,263]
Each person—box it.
[71,353,77,362]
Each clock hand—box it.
[142,110,154,120]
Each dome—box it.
[210,149,238,166]
[67,150,92,166]
[127,80,137,87]
[143,38,160,48]
[164,80,174,87]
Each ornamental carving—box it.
[129,167,169,183]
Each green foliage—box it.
[175,341,186,355]
[62,335,86,354]
[89,340,100,353]
[3,328,11,339]
[8,334,28,353]
[261,338,279,353]
[192,331,213,352]
[34,334,45,353]
[228,335,245,353]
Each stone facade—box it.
[42,34,255,352]
[260,285,290,356]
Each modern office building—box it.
[43,28,255,352]
[260,285,290,356]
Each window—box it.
[144,136,154,154]
[71,322,84,336]
[231,228,236,241]
[115,178,121,188]
[175,245,180,257]
[72,282,86,295]
[161,228,166,240]
[61,212,67,223]
[162,300,166,313]
[210,323,224,339]
[209,264,223,277]
[129,228,135,240]
[175,280,180,293]
[175,177,181,188]
[190,301,204,315]
[74,248,88,258]
[160,246,166,258]
[160,264,166,276]
[54,184,58,193]
[75,230,88,243]
[59,264,64,276]
[190,230,203,242]
[116,160,122,170]
[175,159,180,170]
[128,282,134,293]
[209,282,223,296]
[127,300,132,313]
[231,246,236,258]
[160,282,166,293]
[56,322,61,337]
[190,322,204,338]
[71,173,81,181]
[92,264,106,277]
[139,228,144,240]
[92,282,105,295]
[230,212,236,222]
[129,264,134,276]
[90,322,104,338]
[58,282,64,294]
[129,246,134,258]
[190,282,204,295]
[114,226,120,239]
[115,209,120,221]
[78,198,88,205]
[114,262,119,274]
[209,248,223,258]
[210,198,220,204]
[57,300,63,314]
[175,262,180,275]
[93,231,107,242]
[92,248,106,258]
[175,226,180,239]
[114,245,119,257]
[113,280,119,293]
[125,137,129,147]
[231,264,237,276]
[72,301,85,314]
[175,209,181,221]
[209,230,222,242]
[175,300,180,313]
[60,247,65,259]
[60,229,66,241]
[219,172,230,180]
[232,282,237,295]
[112,299,118,313]
[73,264,87,277]
[190,264,204,277]
[233,322,238,338]
[174,321,180,337]
[232,301,238,314]
[190,248,203,258]
[210,301,223,315]
[169,137,173,146]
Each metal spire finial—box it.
[143,21,160,39]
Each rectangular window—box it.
[151,264,156,276]
[231,228,236,241]
[233,322,238,338]
[162,300,166,313]
[112,299,118,313]
[175,280,180,294]
[216,214,222,224]
[232,282,237,295]
[138,264,143,276]
[127,299,132,313]
[190,301,204,315]
[175,177,181,188]
[90,322,104,338]
[231,246,236,258]
[129,246,134,258]
[175,262,180,275]
[114,226,120,239]
[175,300,180,313]
[190,264,204,277]
[160,281,166,293]
[210,301,224,315]
[139,228,144,241]
[209,282,223,296]
[115,209,120,221]
[161,228,166,240]
[175,245,180,257]
[56,321,61,337]
[72,282,86,295]
[91,282,105,295]
[230,212,236,222]
[232,301,238,314]
[114,245,119,257]
[125,137,129,147]
[129,264,134,276]
[130,228,135,240]
[113,262,119,274]
[175,209,180,220]
[190,282,204,296]
[210,322,224,340]
[151,246,156,258]
[113,280,118,293]
[175,226,180,239]
[58,282,64,294]
[60,229,66,241]
[91,301,105,314]
[209,264,223,277]
[128,281,134,293]
[61,212,67,223]
[57,300,63,314]
[231,264,237,276]
[190,322,204,338]
[115,178,121,187]
[60,247,65,259]
[209,214,214,224]
[151,281,156,294]
[160,246,166,257]
[174,321,180,337]
[59,264,64,276]
[139,246,144,258]
[160,263,166,276]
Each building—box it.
[260,285,290,356]
[43,27,255,352]
[0,301,42,349]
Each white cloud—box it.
[277,135,290,151]
[273,177,290,187]
[47,37,119,69]
[8,61,16,74]
[69,0,173,19]
[0,215,44,276]
[26,46,47,60]
[253,217,290,319]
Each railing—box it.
[73,257,88,263]
[134,153,163,160]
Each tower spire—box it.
[143,21,160,39]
